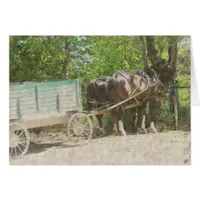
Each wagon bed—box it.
[10,79,82,123]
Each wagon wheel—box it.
[9,123,30,158]
[67,113,93,142]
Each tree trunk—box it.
[62,58,70,80]
[140,36,148,68]
[145,36,162,129]
[146,36,162,65]
[168,37,178,75]
[62,41,71,80]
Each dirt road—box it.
[10,131,190,165]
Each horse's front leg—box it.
[117,120,126,136]
[137,105,148,134]
[149,121,158,134]
[109,110,126,136]
[147,99,159,134]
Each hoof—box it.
[137,128,146,134]
[147,127,158,134]
[113,131,126,136]
[99,127,106,135]
[120,131,127,136]
[113,131,120,136]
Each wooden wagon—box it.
[9,79,93,159]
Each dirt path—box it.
[10,131,191,165]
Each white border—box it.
[1,1,199,200]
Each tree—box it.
[9,36,89,82]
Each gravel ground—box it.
[10,130,191,165]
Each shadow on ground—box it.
[27,142,85,155]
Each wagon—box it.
[9,79,93,158]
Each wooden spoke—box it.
[17,145,23,153]
[9,123,30,159]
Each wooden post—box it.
[16,98,21,118]
[173,96,179,130]
[172,80,179,130]
[56,94,60,113]
[35,84,39,112]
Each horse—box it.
[86,76,111,131]
[86,59,175,136]
[130,66,170,134]
[107,59,175,136]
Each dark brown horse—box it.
[130,66,170,134]
[86,76,111,131]
[86,59,175,136]
[106,59,175,135]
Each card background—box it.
[0,1,199,200]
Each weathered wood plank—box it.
[38,97,57,103]
[10,109,17,114]
[20,104,37,111]
[10,115,18,120]
[60,106,81,113]
[10,93,35,99]
[38,90,75,97]
[21,107,37,115]
[38,107,57,112]
[39,103,56,109]
[19,100,36,106]
[58,93,77,99]
[10,110,17,115]
[10,88,35,95]
[59,101,77,108]
[10,113,75,128]
[9,79,82,121]
[60,105,80,110]
[37,85,75,92]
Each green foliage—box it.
[10,36,190,130]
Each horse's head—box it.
[151,59,176,85]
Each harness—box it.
[136,68,164,101]
[87,69,165,110]
[86,97,110,106]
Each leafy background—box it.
[9,36,190,131]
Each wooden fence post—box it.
[173,96,179,130]
[172,81,179,130]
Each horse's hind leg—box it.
[96,114,103,128]
[129,107,138,133]
[96,114,106,135]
